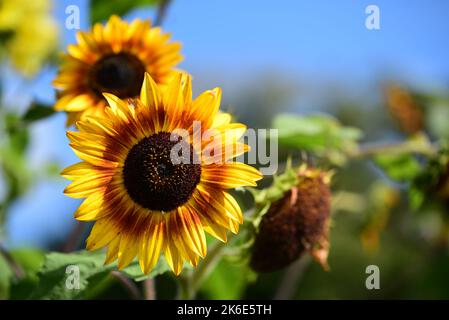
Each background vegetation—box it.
[1,0,449,299]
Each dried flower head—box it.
[250,165,332,273]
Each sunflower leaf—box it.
[408,141,449,210]
[23,103,55,123]
[374,153,421,182]
[0,254,13,299]
[200,258,254,299]
[30,250,169,299]
[9,248,46,299]
[30,251,106,299]
[90,0,161,24]
[273,113,363,165]
[248,160,298,231]
[121,258,170,281]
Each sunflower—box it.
[62,72,262,275]
[53,15,182,126]
[0,0,58,76]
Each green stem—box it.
[143,278,156,300]
[177,272,192,300]
[178,240,227,299]
[0,243,25,279]
[110,271,142,300]
[154,0,172,26]
[274,256,311,300]
[61,221,86,252]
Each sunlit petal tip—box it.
[66,130,78,140]
[102,92,122,107]
[141,72,161,106]
[168,71,184,89]
[180,72,192,85]
[104,255,116,266]
[211,87,222,97]
[108,14,121,24]
[85,238,97,251]
[173,266,183,276]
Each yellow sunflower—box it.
[62,72,262,275]
[53,15,182,126]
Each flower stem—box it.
[61,221,86,252]
[111,271,142,300]
[274,256,311,300]
[0,242,25,279]
[155,0,172,26]
[178,240,227,299]
[144,278,156,300]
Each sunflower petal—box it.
[117,233,138,269]
[201,163,262,189]
[139,215,165,274]
[86,219,119,251]
[140,72,161,110]
[191,87,221,129]
[105,237,120,265]
[164,240,184,276]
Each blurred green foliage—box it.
[273,113,362,166]
[91,0,160,23]
[374,153,421,182]
[21,250,170,299]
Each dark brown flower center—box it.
[88,52,145,99]
[123,132,201,212]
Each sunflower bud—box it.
[250,166,332,273]
[385,84,424,135]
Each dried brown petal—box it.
[385,85,424,135]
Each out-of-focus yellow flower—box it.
[0,0,58,76]
[53,15,183,127]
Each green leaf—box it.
[200,258,252,299]
[426,102,449,139]
[250,159,298,208]
[90,0,160,24]
[0,254,13,299]
[5,113,29,154]
[409,142,449,210]
[0,114,32,221]
[273,113,362,165]
[31,251,106,299]
[31,250,169,299]
[23,103,55,123]
[408,185,426,210]
[249,159,297,226]
[9,248,46,300]
[374,153,421,182]
[121,259,170,281]
[11,248,45,273]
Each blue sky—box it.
[5,0,449,247]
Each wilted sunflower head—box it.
[53,15,182,126]
[62,72,262,275]
[250,165,332,273]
